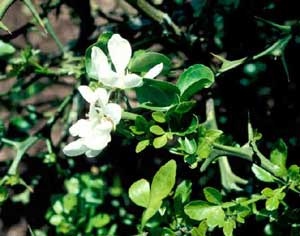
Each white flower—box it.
[63,86,122,158]
[63,106,113,158]
[78,85,122,126]
[91,34,163,89]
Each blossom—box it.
[91,34,163,89]
[63,86,122,158]
[77,85,122,126]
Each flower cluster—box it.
[63,34,163,157]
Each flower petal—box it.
[104,103,122,125]
[63,139,87,157]
[85,149,102,158]
[94,119,113,133]
[98,70,122,88]
[84,132,111,150]
[78,86,98,104]
[144,63,164,79]
[91,46,112,78]
[124,73,143,89]
[108,34,131,75]
[94,88,109,106]
[69,119,93,137]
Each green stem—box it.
[7,136,38,175]
[212,143,253,162]
[0,0,15,19]
[126,0,181,35]
[204,98,248,191]
[44,18,65,54]
[122,111,139,121]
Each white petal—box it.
[85,149,102,158]
[124,73,143,88]
[84,132,111,150]
[108,34,131,75]
[78,86,98,104]
[94,119,113,133]
[94,88,109,106]
[104,103,122,125]
[63,139,87,157]
[69,119,93,137]
[91,47,113,79]
[144,63,164,79]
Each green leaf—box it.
[129,179,150,208]
[184,201,225,228]
[142,160,177,227]
[265,197,279,211]
[153,134,168,148]
[203,187,222,205]
[49,215,64,226]
[174,180,192,216]
[223,219,236,236]
[85,32,113,79]
[65,177,80,194]
[128,51,171,74]
[63,194,77,214]
[180,137,197,155]
[167,101,196,116]
[197,129,223,159]
[91,213,110,228]
[270,139,287,175]
[191,221,208,236]
[184,200,213,220]
[151,111,166,123]
[251,164,275,183]
[53,200,63,214]
[0,40,15,57]
[174,180,192,203]
[150,125,165,135]
[141,200,162,227]
[136,78,180,107]
[150,160,176,201]
[177,64,214,100]
[0,186,8,203]
[136,140,150,153]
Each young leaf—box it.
[150,125,165,135]
[63,194,77,214]
[197,129,223,159]
[153,134,168,148]
[265,197,279,211]
[0,40,15,57]
[184,201,225,228]
[203,187,222,205]
[91,213,110,228]
[177,64,214,100]
[136,140,150,153]
[223,219,236,236]
[251,164,275,183]
[150,160,177,201]
[191,221,208,236]
[129,179,150,208]
[142,160,177,227]
[270,139,287,174]
[152,111,166,123]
